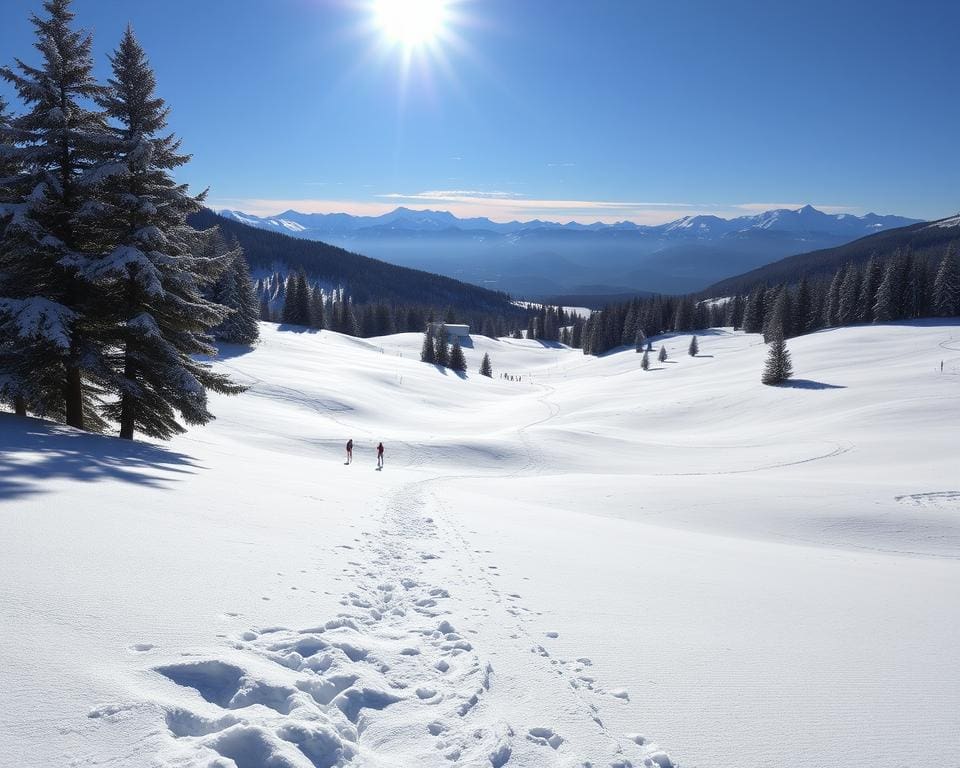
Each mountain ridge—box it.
[700,212,960,297]
[218,205,923,296]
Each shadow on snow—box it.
[780,378,847,390]
[0,414,200,501]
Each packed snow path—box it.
[2,321,959,767]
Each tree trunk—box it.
[118,357,136,440]
[13,395,27,417]
[64,364,84,429]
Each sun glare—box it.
[374,0,448,48]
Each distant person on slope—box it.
[376,442,384,469]
[346,439,353,465]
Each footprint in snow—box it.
[130,643,155,652]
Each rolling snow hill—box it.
[220,206,920,296]
[2,321,959,767]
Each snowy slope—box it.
[2,321,959,768]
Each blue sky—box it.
[2,0,958,224]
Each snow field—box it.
[2,320,959,767]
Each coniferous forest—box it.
[573,246,958,356]
[0,1,251,439]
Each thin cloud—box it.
[379,189,524,200]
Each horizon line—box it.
[206,196,886,227]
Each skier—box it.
[345,438,353,465]
[376,442,384,469]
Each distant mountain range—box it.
[188,209,521,314]
[220,205,921,296]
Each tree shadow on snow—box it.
[781,379,846,390]
[210,343,257,361]
[531,340,566,349]
[0,415,200,502]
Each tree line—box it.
[0,0,255,439]
[571,246,958,356]
[258,267,534,340]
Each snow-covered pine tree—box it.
[673,296,694,331]
[793,277,812,334]
[688,335,698,356]
[212,240,259,345]
[91,26,242,439]
[621,303,638,346]
[641,349,650,370]
[0,0,116,429]
[823,266,845,327]
[932,247,958,317]
[0,95,29,417]
[309,284,325,329]
[761,329,793,385]
[742,286,766,333]
[658,344,667,362]
[858,256,883,323]
[634,328,646,352]
[420,327,436,363]
[837,264,861,326]
[873,256,898,322]
[449,336,467,372]
[281,271,311,326]
[434,325,450,367]
[479,352,492,377]
[763,287,793,341]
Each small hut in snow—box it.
[428,323,470,339]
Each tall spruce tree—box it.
[212,242,259,345]
[479,352,492,377]
[449,336,467,372]
[761,330,793,385]
[688,335,698,356]
[873,257,898,322]
[420,327,436,363]
[858,256,883,323]
[0,0,115,429]
[434,325,450,367]
[823,266,845,327]
[640,349,650,370]
[658,344,667,362]
[742,286,766,333]
[793,277,813,334]
[0,96,28,416]
[93,27,242,439]
[281,270,310,326]
[837,264,861,326]
[932,247,958,317]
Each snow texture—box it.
[2,320,960,767]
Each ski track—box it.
[114,371,673,767]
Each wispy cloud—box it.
[546,162,576,168]
[208,193,862,225]
[379,189,524,201]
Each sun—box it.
[374,0,448,48]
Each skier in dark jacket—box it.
[346,439,353,464]
[376,442,384,469]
